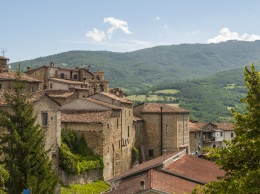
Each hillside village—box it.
[0,56,235,193]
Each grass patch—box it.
[61,180,110,194]
[154,89,179,94]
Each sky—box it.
[2,0,260,63]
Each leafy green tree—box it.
[194,64,260,193]
[0,72,59,193]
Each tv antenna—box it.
[0,48,7,57]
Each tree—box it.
[194,64,260,193]
[0,72,59,193]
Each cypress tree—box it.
[0,71,59,193]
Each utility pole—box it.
[0,49,7,57]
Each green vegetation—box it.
[61,180,109,194]
[194,64,260,193]
[11,40,260,94]
[59,129,103,175]
[132,145,140,163]
[0,71,58,194]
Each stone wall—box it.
[58,169,103,186]
[189,131,202,153]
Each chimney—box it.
[87,64,91,72]
[50,62,54,67]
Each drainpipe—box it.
[160,106,163,156]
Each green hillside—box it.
[10,40,260,94]
[128,67,248,122]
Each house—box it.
[60,95,134,180]
[106,149,225,194]
[25,62,108,96]
[0,57,41,93]
[133,103,190,161]
[189,121,235,152]
[0,91,61,169]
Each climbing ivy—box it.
[59,129,103,175]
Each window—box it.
[166,125,168,134]
[73,74,78,80]
[31,86,34,92]
[60,73,65,78]
[149,149,154,157]
[50,83,53,89]
[117,118,119,129]
[100,84,104,92]
[231,132,234,138]
[195,132,196,138]
[128,126,130,137]
[220,132,223,137]
[107,124,109,129]
[42,112,48,127]
[0,84,2,89]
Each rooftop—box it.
[0,71,41,83]
[139,103,189,113]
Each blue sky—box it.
[2,0,260,62]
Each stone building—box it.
[133,103,190,161]
[0,91,61,169]
[189,121,234,152]
[25,63,108,96]
[0,56,41,94]
[60,94,134,181]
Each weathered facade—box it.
[133,103,190,160]
[25,63,108,96]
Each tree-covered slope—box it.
[10,40,260,94]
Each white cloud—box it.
[156,16,160,21]
[104,17,132,39]
[207,28,260,43]
[86,28,106,42]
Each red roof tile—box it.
[100,92,132,104]
[165,155,225,183]
[61,110,112,124]
[0,71,41,82]
[216,123,234,131]
[189,122,202,132]
[49,77,84,85]
[108,151,180,182]
[84,98,122,110]
[45,90,76,98]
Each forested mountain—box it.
[10,40,260,94]
[131,67,248,122]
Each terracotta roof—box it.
[49,77,85,85]
[84,98,122,110]
[165,155,225,183]
[189,122,202,132]
[0,71,41,82]
[100,92,132,104]
[107,169,198,194]
[45,90,76,98]
[140,103,189,113]
[108,151,180,182]
[216,123,234,131]
[0,56,9,60]
[61,110,112,124]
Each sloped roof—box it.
[0,56,9,60]
[216,123,234,131]
[189,122,202,132]
[165,154,225,183]
[0,71,41,82]
[108,151,180,182]
[45,90,76,98]
[100,92,132,104]
[139,103,189,113]
[49,77,84,85]
[85,98,122,110]
[61,110,112,124]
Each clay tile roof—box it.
[107,169,198,194]
[100,92,132,104]
[189,122,202,132]
[0,56,9,60]
[108,151,180,182]
[165,155,225,183]
[84,98,122,110]
[45,90,75,98]
[49,77,84,85]
[61,110,112,124]
[142,103,189,113]
[216,123,234,131]
[0,71,41,82]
